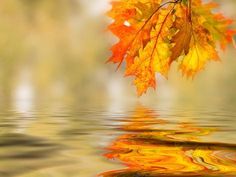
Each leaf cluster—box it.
[107,0,235,96]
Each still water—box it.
[0,99,236,177]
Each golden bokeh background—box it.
[0,0,234,106]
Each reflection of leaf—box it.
[99,106,236,177]
[107,0,235,96]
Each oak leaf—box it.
[107,0,235,96]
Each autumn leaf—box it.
[170,15,192,63]
[107,0,235,96]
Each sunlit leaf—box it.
[107,0,235,96]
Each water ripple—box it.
[100,106,236,177]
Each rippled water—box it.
[0,102,236,177]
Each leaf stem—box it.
[116,0,182,69]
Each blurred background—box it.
[0,0,235,107]
[0,0,235,177]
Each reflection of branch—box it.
[134,136,236,150]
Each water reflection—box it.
[1,103,236,177]
[0,133,67,177]
[100,106,236,177]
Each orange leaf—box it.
[107,0,235,96]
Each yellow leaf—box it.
[180,43,219,78]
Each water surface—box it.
[0,101,236,177]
